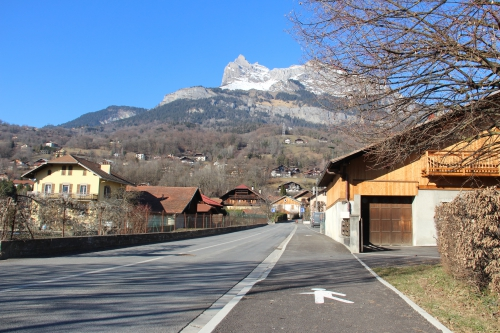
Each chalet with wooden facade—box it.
[319,107,500,253]
[219,184,267,210]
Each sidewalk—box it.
[212,224,445,333]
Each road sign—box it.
[271,208,276,213]
[300,207,305,213]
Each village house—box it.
[318,103,500,253]
[180,156,194,164]
[293,190,313,205]
[277,181,303,194]
[193,153,207,162]
[295,138,305,144]
[44,141,59,148]
[270,196,303,219]
[22,154,135,202]
[126,186,225,231]
[219,184,267,211]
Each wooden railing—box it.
[423,151,500,176]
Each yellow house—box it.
[22,155,135,201]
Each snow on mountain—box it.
[220,55,347,96]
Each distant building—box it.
[44,141,59,148]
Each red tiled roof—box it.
[127,186,200,214]
[13,179,34,185]
[201,194,223,207]
[197,203,214,213]
[235,184,251,190]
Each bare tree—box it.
[292,1,500,166]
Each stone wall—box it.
[0,225,265,260]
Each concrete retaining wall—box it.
[0,224,266,260]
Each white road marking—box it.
[301,288,354,304]
[0,227,275,294]
[181,224,297,333]
[353,254,452,333]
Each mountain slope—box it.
[59,105,147,128]
[117,88,356,129]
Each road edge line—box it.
[353,254,452,333]
[181,224,297,333]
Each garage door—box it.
[369,203,412,246]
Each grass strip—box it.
[373,264,499,333]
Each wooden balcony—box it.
[422,151,500,177]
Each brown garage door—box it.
[369,203,412,246]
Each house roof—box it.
[201,194,223,207]
[13,179,34,186]
[270,196,302,205]
[197,203,215,213]
[21,154,135,186]
[294,190,312,199]
[220,184,267,202]
[127,186,200,214]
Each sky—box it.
[0,0,304,128]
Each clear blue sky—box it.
[0,0,303,127]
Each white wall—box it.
[324,200,351,243]
[412,189,461,246]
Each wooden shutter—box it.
[69,184,73,193]
[87,184,91,194]
[83,169,87,176]
[51,183,55,193]
[77,184,81,194]
[61,166,66,175]
[68,166,73,175]
[59,184,62,193]
[42,183,46,193]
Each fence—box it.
[1,212,269,240]
[146,213,268,233]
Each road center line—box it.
[0,226,279,294]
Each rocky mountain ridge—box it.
[61,56,357,128]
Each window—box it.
[47,169,52,175]
[62,184,70,193]
[79,185,87,195]
[68,165,73,175]
[104,185,111,198]
[62,166,66,175]
[44,184,52,194]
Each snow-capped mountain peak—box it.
[220,55,336,95]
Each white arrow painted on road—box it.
[301,288,354,304]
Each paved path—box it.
[212,224,444,333]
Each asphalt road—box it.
[0,223,294,333]
[213,224,444,333]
